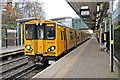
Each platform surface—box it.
[32,37,118,78]
[0,45,23,54]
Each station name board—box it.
[80,9,90,18]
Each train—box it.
[24,19,91,65]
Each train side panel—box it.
[76,30,82,45]
[57,25,66,56]
[66,28,76,50]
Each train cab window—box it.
[46,25,55,40]
[38,25,44,39]
[26,24,36,40]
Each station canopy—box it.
[66,0,109,29]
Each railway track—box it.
[14,65,48,80]
[0,56,28,74]
[0,49,34,80]
[0,50,48,80]
[0,55,33,80]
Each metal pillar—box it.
[21,23,23,45]
[100,23,102,46]
[109,0,114,72]
[0,1,2,48]
[17,22,19,45]
[5,29,8,48]
[105,19,107,32]
[16,31,18,46]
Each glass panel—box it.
[26,24,35,40]
[70,32,74,40]
[38,26,44,39]
[46,25,55,40]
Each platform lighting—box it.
[81,6,89,9]
[96,23,97,26]
[103,20,105,23]
[97,14,98,18]
[96,19,98,21]
[97,5,100,12]
[96,21,98,26]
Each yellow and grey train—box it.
[24,19,90,65]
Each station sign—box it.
[80,9,90,18]
[7,29,17,33]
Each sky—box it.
[113,0,119,11]
[13,0,119,19]
[39,0,79,19]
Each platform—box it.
[32,37,118,79]
[0,45,24,54]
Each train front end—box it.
[24,20,57,65]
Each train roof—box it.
[16,18,39,23]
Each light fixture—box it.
[97,14,98,18]
[97,6,100,12]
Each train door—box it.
[74,30,77,46]
[37,23,45,55]
[63,28,67,51]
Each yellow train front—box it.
[24,19,90,65]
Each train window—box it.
[61,31,63,40]
[38,28,44,39]
[46,26,55,40]
[38,25,44,39]
[26,24,36,40]
[63,31,66,40]
[70,32,74,40]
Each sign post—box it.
[109,0,114,72]
[100,23,102,46]
[0,1,2,48]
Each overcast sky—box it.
[13,0,119,19]
[39,0,79,19]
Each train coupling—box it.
[35,55,44,66]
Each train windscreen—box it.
[25,24,36,40]
[45,24,55,40]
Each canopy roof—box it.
[66,0,109,29]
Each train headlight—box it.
[25,45,32,51]
[26,45,30,50]
[51,46,55,50]
[48,49,51,52]
[29,48,33,51]
[47,46,56,52]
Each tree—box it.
[23,1,44,19]
[2,0,46,29]
[2,1,16,29]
